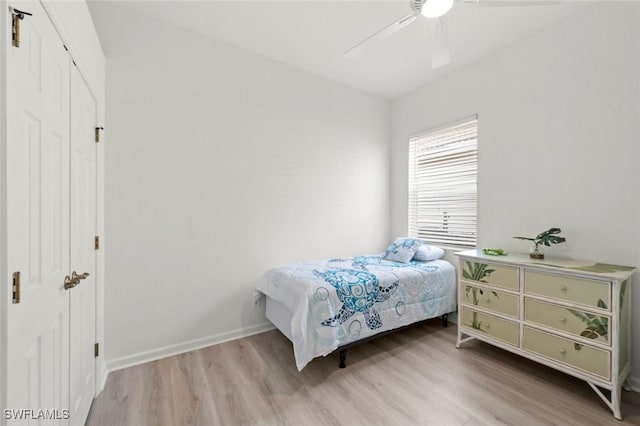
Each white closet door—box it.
[69,66,97,426]
[6,0,71,420]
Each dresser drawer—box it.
[461,307,519,346]
[463,285,519,318]
[461,261,519,291]
[523,327,610,380]
[525,298,610,346]
[524,270,611,310]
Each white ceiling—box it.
[88,0,589,99]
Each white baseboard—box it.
[106,322,275,373]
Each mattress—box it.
[265,296,293,342]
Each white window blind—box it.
[408,117,477,247]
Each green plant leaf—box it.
[545,236,566,245]
[569,307,608,341]
[481,269,495,282]
[586,316,605,329]
[536,228,561,239]
[464,262,496,282]
[516,227,566,247]
[568,309,589,322]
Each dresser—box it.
[456,249,635,419]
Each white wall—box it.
[391,2,640,386]
[89,4,391,369]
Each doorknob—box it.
[65,272,90,290]
[64,275,80,290]
[72,271,90,281]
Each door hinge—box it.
[94,343,99,358]
[10,7,32,48]
[95,127,104,143]
[95,236,100,250]
[12,271,21,304]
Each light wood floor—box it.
[87,320,640,425]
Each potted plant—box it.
[513,227,566,259]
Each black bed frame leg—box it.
[442,313,449,328]
[339,349,347,368]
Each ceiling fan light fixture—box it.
[421,0,454,18]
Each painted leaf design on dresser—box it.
[462,262,498,330]
[464,285,500,303]
[462,262,499,301]
[568,299,608,351]
[565,263,635,274]
[463,262,495,282]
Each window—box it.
[408,116,477,247]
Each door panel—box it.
[6,0,70,421]
[69,66,97,426]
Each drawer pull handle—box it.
[559,317,567,323]
[560,285,568,292]
[559,348,566,354]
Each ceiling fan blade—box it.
[457,0,561,6]
[431,17,450,68]
[344,12,420,58]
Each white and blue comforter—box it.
[255,255,457,370]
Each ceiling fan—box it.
[344,0,560,68]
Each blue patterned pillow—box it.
[383,238,423,263]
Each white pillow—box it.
[412,245,445,262]
[383,238,423,263]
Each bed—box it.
[254,245,457,371]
